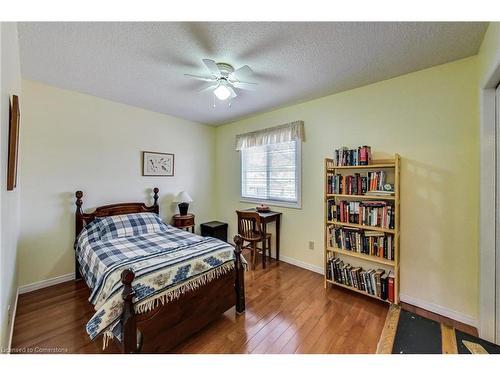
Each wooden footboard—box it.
[119,234,246,353]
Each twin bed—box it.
[74,188,245,353]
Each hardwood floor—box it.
[11,259,389,354]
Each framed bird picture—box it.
[142,151,175,176]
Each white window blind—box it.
[240,140,301,207]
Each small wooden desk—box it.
[243,208,282,261]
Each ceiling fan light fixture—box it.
[213,84,231,101]
[184,59,257,104]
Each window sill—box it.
[240,197,302,209]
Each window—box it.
[240,140,301,208]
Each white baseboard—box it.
[18,273,75,295]
[400,293,478,328]
[279,255,324,275]
[7,289,19,353]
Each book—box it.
[328,225,395,260]
[380,274,388,300]
[367,190,394,196]
[326,170,389,197]
[334,146,372,166]
[330,200,395,229]
[374,269,385,298]
[387,271,395,303]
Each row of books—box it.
[328,226,395,260]
[334,146,372,166]
[326,170,391,195]
[327,256,395,302]
[327,200,395,229]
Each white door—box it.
[496,83,500,344]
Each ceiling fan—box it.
[184,59,257,105]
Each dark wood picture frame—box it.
[142,151,175,177]
[7,95,20,191]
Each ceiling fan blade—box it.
[230,65,253,81]
[233,81,257,90]
[198,84,217,92]
[184,73,215,82]
[228,86,237,99]
[202,59,220,75]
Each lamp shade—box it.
[173,191,193,203]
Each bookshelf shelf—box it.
[327,162,395,171]
[326,193,395,201]
[326,279,391,304]
[326,221,396,234]
[324,153,400,304]
[326,247,396,267]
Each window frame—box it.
[239,140,302,209]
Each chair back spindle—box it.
[236,211,263,241]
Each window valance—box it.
[235,121,304,150]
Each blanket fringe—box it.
[135,261,235,314]
[101,261,235,349]
[103,330,114,350]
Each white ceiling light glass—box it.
[213,83,231,101]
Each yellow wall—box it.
[215,56,480,322]
[18,80,216,286]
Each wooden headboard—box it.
[75,187,159,239]
[74,188,159,279]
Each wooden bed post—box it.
[120,269,142,353]
[75,191,84,280]
[153,187,159,214]
[233,235,246,314]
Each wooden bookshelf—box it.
[324,153,400,305]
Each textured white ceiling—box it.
[18,22,487,126]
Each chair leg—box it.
[262,237,266,269]
[252,241,257,270]
[267,236,272,261]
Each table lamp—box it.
[173,191,193,216]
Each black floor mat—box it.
[456,330,500,354]
[392,310,442,354]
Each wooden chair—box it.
[236,210,272,270]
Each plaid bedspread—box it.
[75,213,238,344]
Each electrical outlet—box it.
[308,241,315,250]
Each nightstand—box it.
[200,221,228,242]
[172,213,195,233]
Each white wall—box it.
[0,22,22,350]
[18,80,216,286]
